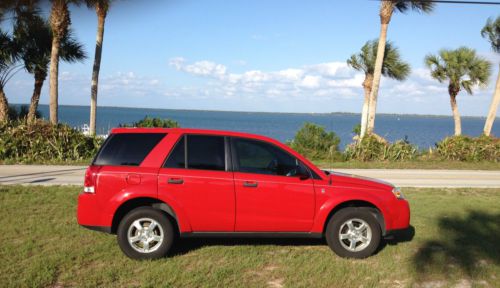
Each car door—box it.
[231,137,316,232]
[157,134,235,232]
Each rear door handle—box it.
[168,178,184,184]
[243,181,258,188]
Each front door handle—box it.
[243,181,258,188]
[168,178,184,184]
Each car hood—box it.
[326,170,395,190]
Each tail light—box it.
[83,166,100,194]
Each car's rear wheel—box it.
[117,207,174,260]
[325,207,381,258]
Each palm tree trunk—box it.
[49,0,70,125]
[364,1,393,137]
[49,35,60,124]
[0,87,9,122]
[90,7,107,136]
[28,71,45,124]
[483,65,500,136]
[360,74,373,138]
[450,93,462,136]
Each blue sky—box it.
[5,0,500,116]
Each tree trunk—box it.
[364,0,393,137]
[49,0,70,125]
[28,71,46,124]
[483,65,500,136]
[0,87,9,122]
[90,7,107,136]
[450,93,462,136]
[49,35,60,124]
[360,74,373,138]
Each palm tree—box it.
[481,16,500,136]
[48,0,72,124]
[365,0,434,138]
[86,0,111,135]
[0,30,20,122]
[425,47,491,136]
[347,40,410,138]
[14,9,86,123]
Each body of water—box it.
[24,104,500,149]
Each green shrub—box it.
[287,122,341,160]
[121,116,179,128]
[352,124,361,136]
[435,135,500,162]
[344,135,419,162]
[0,120,103,164]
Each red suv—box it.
[77,128,410,259]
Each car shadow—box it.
[170,226,416,257]
[412,210,500,278]
[372,225,415,255]
[170,237,326,256]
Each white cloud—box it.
[170,58,227,79]
[327,73,364,88]
[307,62,353,78]
[165,57,499,115]
[277,68,304,81]
[185,61,227,78]
[299,75,321,89]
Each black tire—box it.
[325,207,381,259]
[117,207,174,260]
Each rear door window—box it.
[187,135,226,171]
[93,133,166,166]
[163,134,226,171]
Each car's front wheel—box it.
[325,207,381,258]
[117,207,174,260]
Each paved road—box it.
[1,165,499,188]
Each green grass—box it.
[0,186,499,287]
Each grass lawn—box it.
[0,186,499,287]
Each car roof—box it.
[111,127,275,142]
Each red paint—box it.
[77,128,410,236]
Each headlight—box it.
[392,187,404,199]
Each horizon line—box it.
[10,103,498,120]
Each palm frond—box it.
[348,39,409,80]
[481,16,500,53]
[60,29,87,62]
[394,0,435,14]
[347,54,365,72]
[426,47,491,96]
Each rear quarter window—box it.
[93,133,166,166]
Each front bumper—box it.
[388,199,411,231]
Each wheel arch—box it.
[111,197,179,234]
[323,200,386,236]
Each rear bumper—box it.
[77,193,111,228]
